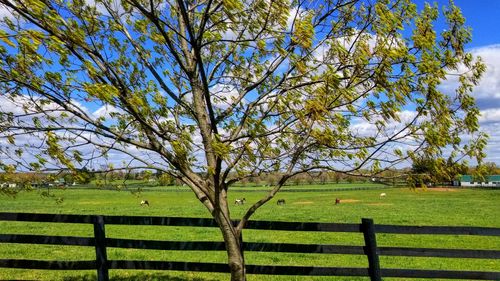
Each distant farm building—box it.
[459,175,500,187]
[0,183,17,188]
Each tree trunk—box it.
[216,212,246,281]
[226,235,245,281]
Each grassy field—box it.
[0,184,499,280]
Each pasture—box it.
[0,184,499,280]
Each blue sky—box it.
[448,0,500,47]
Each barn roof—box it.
[460,175,500,182]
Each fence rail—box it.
[0,212,499,280]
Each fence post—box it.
[362,218,381,281]
[93,215,109,281]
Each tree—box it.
[158,172,175,186]
[0,0,487,279]
[482,162,498,175]
[408,156,469,187]
[77,167,94,184]
[470,161,497,183]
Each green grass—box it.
[0,186,499,280]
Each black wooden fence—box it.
[0,212,499,280]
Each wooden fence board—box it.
[106,238,226,251]
[108,260,370,276]
[0,213,93,224]
[243,242,365,254]
[3,259,499,280]
[103,215,361,232]
[375,225,500,236]
[1,213,499,236]
[0,234,366,255]
[0,259,96,270]
[379,247,500,259]
[105,239,367,255]
[108,260,230,272]
[381,268,500,280]
[0,234,93,246]
[245,265,369,276]
[244,220,361,232]
[102,215,219,227]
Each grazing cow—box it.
[335,198,341,205]
[140,200,150,206]
[379,193,387,198]
[277,199,286,205]
[235,198,246,205]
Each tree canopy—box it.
[0,0,487,279]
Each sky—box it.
[435,0,500,164]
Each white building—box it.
[460,175,500,187]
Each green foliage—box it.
[292,12,315,49]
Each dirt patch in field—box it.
[293,201,314,205]
[338,199,360,203]
[366,203,393,206]
[428,187,460,192]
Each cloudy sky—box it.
[442,0,500,164]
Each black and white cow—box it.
[235,198,246,205]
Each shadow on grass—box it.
[62,273,220,281]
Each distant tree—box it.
[0,0,487,279]
[137,170,153,181]
[345,175,354,184]
[333,172,341,184]
[158,173,175,186]
[291,174,305,186]
[482,162,498,175]
[306,173,315,185]
[470,161,497,183]
[318,172,328,185]
[266,173,280,186]
[76,168,93,184]
[408,156,469,187]
[62,173,74,184]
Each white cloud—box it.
[92,104,124,119]
[478,108,500,124]
[210,84,245,110]
[443,44,500,109]
[476,108,500,164]
[0,94,91,123]
[350,110,418,137]
[469,45,500,109]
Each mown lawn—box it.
[0,185,499,280]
